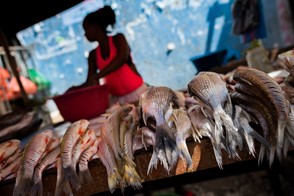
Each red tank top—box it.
[96,36,144,96]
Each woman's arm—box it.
[66,50,98,92]
[85,50,99,86]
[96,33,130,79]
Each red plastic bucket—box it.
[53,85,109,122]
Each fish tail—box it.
[13,176,32,196]
[158,149,169,172]
[243,132,256,157]
[258,144,265,166]
[241,121,270,148]
[176,137,192,168]
[212,144,223,169]
[269,147,275,167]
[277,119,286,159]
[283,137,289,157]
[123,164,142,190]
[78,169,93,185]
[163,137,173,167]
[64,166,80,191]
[108,170,121,193]
[31,180,43,196]
[215,106,237,134]
[147,151,158,175]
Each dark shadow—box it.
[205,0,234,53]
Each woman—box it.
[69,5,147,105]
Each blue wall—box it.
[17,0,287,95]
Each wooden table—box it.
[0,138,258,196]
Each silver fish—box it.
[140,86,179,173]
[188,72,241,161]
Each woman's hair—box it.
[83,5,116,32]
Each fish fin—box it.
[269,148,275,167]
[283,137,289,157]
[31,180,43,196]
[123,164,142,190]
[240,120,270,148]
[78,168,93,185]
[108,170,121,193]
[277,120,286,160]
[176,137,192,168]
[64,166,80,191]
[13,176,32,196]
[258,144,265,166]
[242,131,256,157]
[147,151,158,175]
[158,149,169,173]
[163,137,173,167]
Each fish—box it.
[97,138,122,193]
[60,119,89,189]
[233,67,290,163]
[140,86,179,173]
[172,108,193,168]
[278,50,294,76]
[102,105,132,159]
[78,139,99,185]
[13,130,53,196]
[71,129,96,177]
[54,158,73,196]
[0,139,20,163]
[0,148,21,170]
[0,153,22,182]
[31,146,60,196]
[187,104,225,168]
[41,137,60,158]
[140,127,156,150]
[188,72,240,160]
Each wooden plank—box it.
[0,138,256,195]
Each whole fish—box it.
[78,139,99,185]
[233,67,290,162]
[60,119,89,189]
[0,139,20,162]
[13,130,53,196]
[169,108,193,169]
[102,105,132,159]
[140,86,179,173]
[31,146,60,196]
[71,129,96,175]
[188,72,240,160]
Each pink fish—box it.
[71,129,96,176]
[60,119,89,189]
[0,148,21,170]
[13,130,53,196]
[31,146,60,196]
[78,138,99,185]
[0,154,22,182]
[0,139,20,162]
[54,158,73,196]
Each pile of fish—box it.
[1,56,294,195]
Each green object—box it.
[28,68,51,90]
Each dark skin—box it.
[67,21,140,92]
